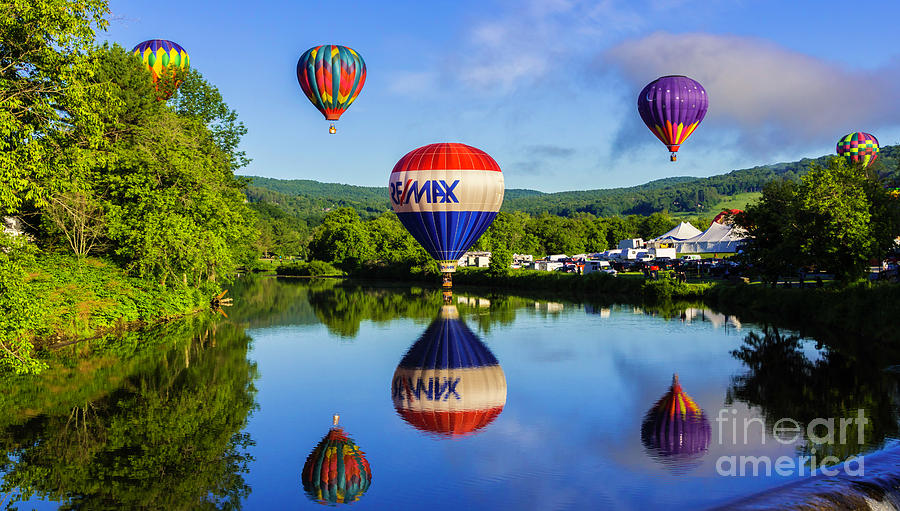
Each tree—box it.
[43,191,106,258]
[797,158,878,283]
[488,245,512,277]
[308,208,374,269]
[737,157,900,285]
[736,179,802,286]
[0,0,111,215]
[89,45,253,286]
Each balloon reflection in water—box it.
[301,415,372,504]
[641,374,711,473]
[392,305,507,437]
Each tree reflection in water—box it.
[0,317,259,510]
[728,326,900,466]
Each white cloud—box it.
[603,32,900,143]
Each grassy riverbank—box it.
[1,254,213,374]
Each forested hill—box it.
[244,145,900,221]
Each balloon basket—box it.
[329,123,336,134]
[670,153,677,162]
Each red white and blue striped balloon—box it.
[389,143,504,273]
[391,305,507,437]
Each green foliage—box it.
[0,250,211,375]
[738,157,900,285]
[308,207,374,270]
[0,0,111,215]
[171,70,250,171]
[0,236,47,374]
[0,318,258,508]
[276,260,342,276]
[488,245,512,277]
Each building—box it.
[458,251,492,267]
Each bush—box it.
[276,260,343,277]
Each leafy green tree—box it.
[308,207,374,270]
[0,0,111,215]
[736,180,803,286]
[797,158,880,283]
[171,70,250,171]
[488,245,512,277]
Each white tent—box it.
[676,222,747,253]
[655,221,702,241]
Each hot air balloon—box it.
[297,45,366,134]
[712,209,742,226]
[132,39,190,100]
[641,374,710,473]
[301,415,372,504]
[391,305,507,437]
[836,132,879,168]
[389,143,504,295]
[638,75,708,162]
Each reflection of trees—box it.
[223,275,327,328]
[728,326,900,464]
[306,283,537,338]
[0,319,258,510]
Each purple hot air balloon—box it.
[638,75,708,162]
[641,374,711,473]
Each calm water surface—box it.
[2,278,898,510]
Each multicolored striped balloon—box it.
[301,417,372,504]
[132,39,189,99]
[297,45,366,132]
[392,305,507,437]
[836,132,879,168]
[638,75,708,162]
[389,143,504,274]
[641,374,710,473]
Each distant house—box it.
[458,251,491,268]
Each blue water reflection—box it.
[4,279,898,510]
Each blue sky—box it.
[102,0,900,192]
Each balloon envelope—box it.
[836,132,879,168]
[637,75,708,161]
[297,45,366,122]
[132,39,189,99]
[641,374,710,473]
[301,425,372,504]
[712,209,742,225]
[389,143,504,272]
[392,305,507,437]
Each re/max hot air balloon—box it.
[392,305,507,437]
[638,76,708,162]
[132,39,190,100]
[389,143,504,295]
[837,132,879,168]
[301,415,372,505]
[641,374,710,474]
[297,45,366,134]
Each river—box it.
[1,277,898,509]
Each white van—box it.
[681,254,701,261]
[583,260,611,274]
